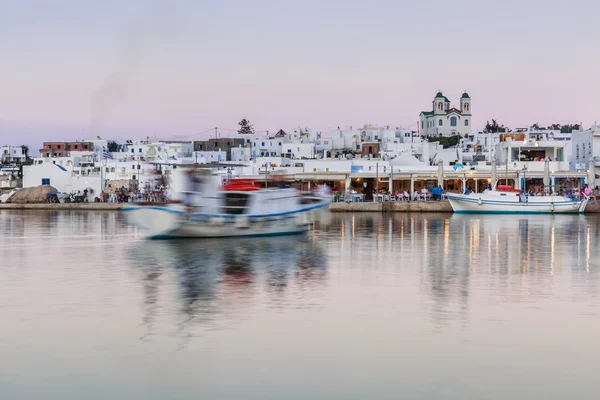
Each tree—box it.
[20,145,29,160]
[237,118,255,134]
[483,119,507,133]
[107,140,119,152]
[560,124,580,133]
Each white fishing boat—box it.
[446,186,588,214]
[122,171,331,239]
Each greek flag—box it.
[102,147,113,159]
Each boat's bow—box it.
[122,206,184,239]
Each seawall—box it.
[330,200,600,213]
[329,201,453,213]
[2,201,600,213]
[0,203,130,210]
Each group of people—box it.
[102,186,130,203]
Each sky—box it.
[1,0,599,151]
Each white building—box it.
[1,145,26,163]
[192,151,227,163]
[251,135,285,158]
[23,161,102,195]
[282,143,315,159]
[122,140,194,161]
[420,91,472,137]
[569,125,600,186]
[230,146,251,162]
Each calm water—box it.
[1,211,599,400]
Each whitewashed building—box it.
[569,125,600,186]
[1,145,26,163]
[23,161,103,195]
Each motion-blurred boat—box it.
[123,171,330,239]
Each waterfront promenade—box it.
[3,200,600,213]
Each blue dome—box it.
[461,92,470,98]
[436,91,444,97]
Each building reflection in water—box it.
[128,234,328,340]
[327,212,597,330]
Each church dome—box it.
[461,92,470,98]
[435,91,444,97]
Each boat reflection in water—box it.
[127,234,327,340]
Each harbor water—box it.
[1,210,599,399]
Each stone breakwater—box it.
[2,201,600,213]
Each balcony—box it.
[594,157,600,167]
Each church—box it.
[419,91,472,137]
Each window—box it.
[450,117,457,127]
[42,178,50,185]
[131,149,134,153]
[439,119,443,126]
[278,142,282,146]
[576,145,580,160]
[106,168,109,173]
[137,165,141,170]
[132,175,136,180]
[421,121,424,129]
[261,142,265,147]
[111,168,115,172]
[465,119,469,126]
[132,165,135,169]
[464,103,469,111]
[57,145,61,149]
[139,148,142,153]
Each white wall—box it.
[282,143,315,159]
[24,163,102,195]
[230,147,251,162]
[192,151,226,163]
[1,145,26,163]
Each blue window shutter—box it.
[131,149,134,153]
[42,178,50,185]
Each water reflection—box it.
[326,212,598,329]
[2,210,600,399]
[128,235,328,339]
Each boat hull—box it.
[122,203,328,239]
[447,194,587,214]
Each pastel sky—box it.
[1,0,599,150]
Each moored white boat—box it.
[446,187,588,214]
[122,173,331,239]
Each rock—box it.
[7,185,58,203]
